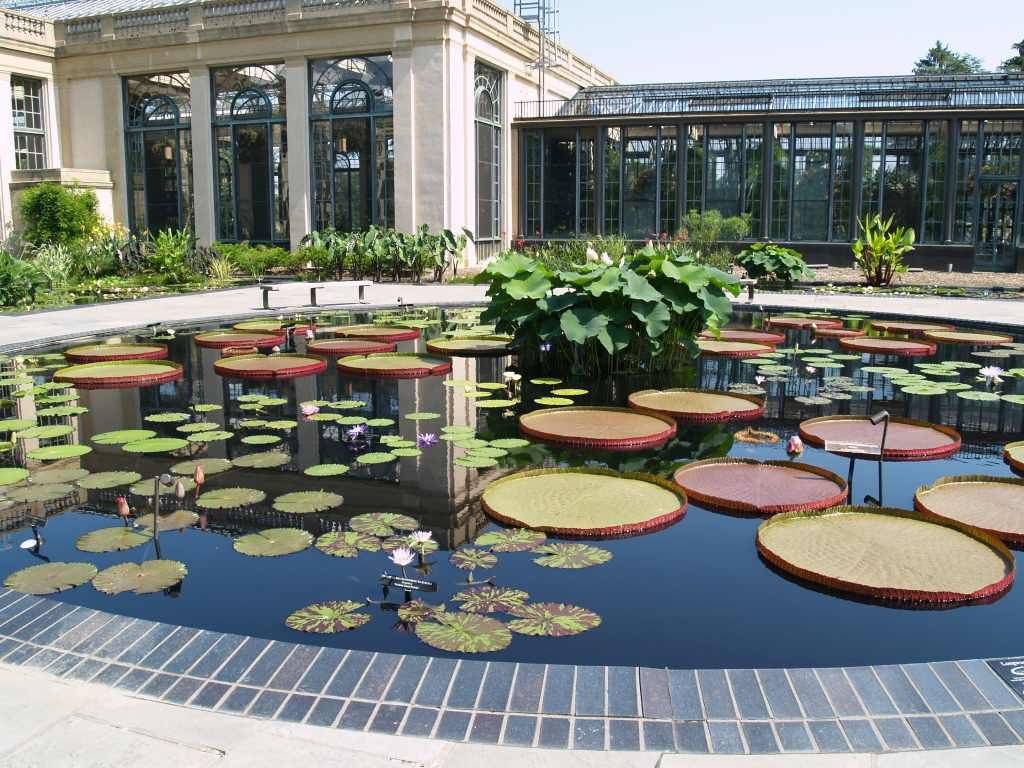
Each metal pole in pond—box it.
[150,473,172,559]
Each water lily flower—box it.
[305,329,315,340]
[586,247,599,262]
[271,345,281,354]
[193,465,205,487]
[389,547,416,568]
[550,285,573,297]
[787,435,804,456]
[300,403,320,419]
[540,343,552,353]
[805,366,817,375]
[417,432,438,448]
[116,495,131,521]
[503,371,516,381]
[174,479,187,500]
[980,366,1005,382]
[755,375,766,385]
[346,423,367,439]
[410,530,434,544]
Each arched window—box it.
[309,55,394,233]
[475,62,504,245]
[123,72,194,235]
[212,63,289,244]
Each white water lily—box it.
[389,547,416,568]
[586,247,599,262]
[551,285,574,297]
[980,366,1005,381]
[410,530,434,543]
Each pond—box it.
[1,306,1023,669]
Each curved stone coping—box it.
[2,588,1024,755]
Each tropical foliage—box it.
[852,214,916,287]
[19,183,102,246]
[1001,39,1024,72]
[475,241,739,375]
[736,242,812,287]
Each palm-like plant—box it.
[852,214,915,287]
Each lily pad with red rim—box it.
[53,359,184,389]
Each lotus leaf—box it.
[241,434,281,446]
[176,421,221,434]
[315,531,380,558]
[187,430,234,443]
[415,612,512,653]
[27,444,92,461]
[405,412,441,421]
[137,510,200,531]
[397,600,445,624]
[532,543,613,569]
[488,438,531,450]
[285,601,370,633]
[272,490,344,514]
[171,458,233,476]
[144,412,190,423]
[197,487,266,509]
[92,560,187,595]
[234,527,313,556]
[263,420,298,430]
[0,468,29,486]
[452,584,529,614]
[449,548,498,571]
[455,456,499,468]
[5,483,75,503]
[474,528,547,552]
[349,512,418,536]
[232,451,290,468]
[391,448,423,457]
[92,429,157,445]
[76,526,152,553]
[506,602,602,637]
[122,438,187,454]
[16,424,74,440]
[4,562,97,594]
[192,404,222,413]
[356,452,397,465]
[476,399,517,409]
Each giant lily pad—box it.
[455,455,500,469]
[122,437,188,454]
[397,600,445,624]
[144,412,190,424]
[137,510,200,531]
[415,612,512,653]
[507,602,602,637]
[0,419,35,433]
[170,458,233,476]
[92,429,157,446]
[231,451,290,469]
[315,531,381,558]
[349,512,418,536]
[449,548,497,571]
[0,467,30,486]
[285,601,370,633]
[242,434,282,446]
[196,487,266,509]
[272,490,344,514]
[92,560,188,595]
[76,526,152,553]
[176,421,221,434]
[404,412,441,421]
[474,528,547,552]
[16,424,74,440]
[489,438,531,450]
[234,527,313,556]
[27,444,92,461]
[4,483,76,503]
[532,543,613,569]
[4,562,97,594]
[452,585,529,614]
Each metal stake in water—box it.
[151,473,173,559]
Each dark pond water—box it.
[2,307,1024,669]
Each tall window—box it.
[523,130,542,237]
[519,126,597,238]
[861,121,924,232]
[922,121,948,243]
[310,56,394,233]
[791,123,831,241]
[954,120,979,243]
[124,72,194,234]
[475,63,503,243]
[694,123,762,231]
[601,125,678,238]
[11,75,46,170]
[212,64,288,244]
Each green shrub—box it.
[215,242,296,280]
[852,214,915,287]
[736,242,812,287]
[30,243,78,291]
[19,183,101,246]
[679,210,750,270]
[476,242,740,376]
[0,249,45,306]
[147,229,208,284]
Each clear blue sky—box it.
[500,0,1021,83]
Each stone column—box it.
[392,26,415,232]
[189,66,216,246]
[0,71,13,236]
[284,58,310,250]
[44,74,61,168]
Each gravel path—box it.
[803,267,1024,289]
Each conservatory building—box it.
[0,0,611,261]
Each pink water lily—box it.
[346,423,367,438]
[300,403,320,418]
[787,435,804,456]
[417,432,438,447]
[305,329,315,340]
[389,547,416,568]
[174,479,187,500]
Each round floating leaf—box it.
[16,424,74,440]
[901,385,947,396]
[551,388,588,396]
[958,390,1002,402]
[391,448,423,457]
[137,510,199,531]
[404,412,441,421]
[415,613,511,653]
[144,412,190,424]
[187,430,234,443]
[350,512,418,536]
[30,467,89,484]
[76,526,152,553]
[475,399,517,409]
[330,400,366,410]
[304,463,350,477]
[4,483,75,503]
[365,418,395,428]
[192,403,222,413]
[530,378,562,385]
[27,444,92,461]
[535,397,574,406]
[92,560,187,595]
[255,397,288,407]
[452,585,529,614]
[1002,395,1024,405]
[176,421,221,434]
[455,456,499,469]
[315,531,380,558]
[489,438,531,450]
[232,451,290,469]
[170,458,233,476]
[196,487,266,509]
[356,452,397,465]
[263,420,298,431]
[441,425,476,434]
[285,601,370,633]
[454,438,489,450]
[397,600,444,624]
[234,527,313,557]
[464,390,492,399]
[532,543,613,569]
[474,528,547,552]
[449,548,497,571]
[476,382,507,390]
[36,406,89,418]
[443,379,472,387]
[235,394,266,403]
[0,468,30,486]
[238,419,268,429]
[468,446,508,458]
[92,429,157,445]
[794,396,832,406]
[336,416,368,426]
[507,603,602,637]
[273,490,344,514]
[241,434,281,446]
[122,438,187,454]
[4,562,97,595]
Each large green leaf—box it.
[597,323,633,355]
[4,562,97,594]
[507,602,602,637]
[587,267,622,297]
[622,268,664,302]
[92,560,187,595]
[272,490,344,514]
[0,468,29,487]
[315,531,380,558]
[560,307,607,344]
[231,451,290,469]
[474,528,547,552]
[449,548,498,571]
[234,527,312,556]
[415,612,511,653]
[76,526,152,553]
[397,599,445,624]
[350,512,419,537]
[632,300,672,338]
[506,271,552,300]
[285,601,370,633]
[196,487,266,509]
[452,585,529,614]
[487,251,536,278]
[532,543,613,569]
[5,483,75,503]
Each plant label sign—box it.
[988,658,1024,701]
[379,573,438,593]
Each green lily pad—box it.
[92,429,157,445]
[15,424,74,440]
[234,527,313,557]
[285,601,370,633]
[463,390,492,399]
[255,397,288,407]
[231,451,290,469]
[535,397,574,406]
[901,385,947,396]
[957,390,1002,402]
[241,434,281,446]
[441,425,476,434]
[349,512,418,537]
[27,444,92,461]
[1002,395,1024,405]
[196,487,266,509]
[330,400,366,410]
[355,452,397,465]
[391,447,423,457]
[263,420,298,431]
[137,510,200,531]
[36,406,89,418]
[129,477,196,497]
[454,438,489,450]
[187,430,234,443]
[488,438,531,450]
[314,531,381,558]
[452,585,529,614]
[404,412,441,421]
[192,403,222,413]
[475,399,517,409]
[415,612,512,653]
[122,438,188,454]
[144,412,190,424]
[0,468,30,486]
[4,562,97,595]
[4,483,75,503]
[235,394,267,403]
[336,416,368,426]
[532,543,613,569]
[456,455,499,468]
[551,388,589,397]
[397,600,445,624]
[468,446,508,458]
[92,560,187,595]
[476,382,507,391]
[170,458,233,476]
[365,418,395,428]
[449,548,498,571]
[176,421,221,434]
[507,602,602,637]
[272,490,344,514]
[303,463,350,477]
[238,419,268,429]
[76,526,152,553]
[530,378,562,385]
[474,528,547,552]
